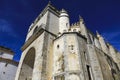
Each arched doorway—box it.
[19,47,35,80]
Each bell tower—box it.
[15,2,59,80]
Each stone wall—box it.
[53,33,88,80]
[0,61,18,80]
[15,2,120,80]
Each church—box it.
[15,2,120,80]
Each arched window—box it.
[19,47,36,80]
[33,26,38,34]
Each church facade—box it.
[15,3,120,80]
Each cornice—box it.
[0,46,14,55]
[54,32,87,41]
[21,27,44,51]
[0,57,19,66]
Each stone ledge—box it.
[0,46,14,55]
[0,57,19,66]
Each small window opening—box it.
[84,52,88,61]
[66,23,68,27]
[68,28,71,31]
[71,45,74,50]
[57,45,59,49]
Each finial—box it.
[96,30,101,38]
[79,15,84,22]
[96,30,99,35]
[48,1,52,6]
[48,1,51,4]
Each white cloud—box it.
[102,31,120,41]
[102,31,120,51]
[0,19,17,38]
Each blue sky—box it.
[0,0,120,61]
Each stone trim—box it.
[0,57,19,66]
[59,15,69,17]
[21,27,44,51]
[21,26,57,51]
[0,46,14,55]
[54,32,87,41]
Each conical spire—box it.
[48,1,51,5]
[79,15,84,23]
[47,1,52,7]
[96,30,101,38]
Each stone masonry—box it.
[15,2,120,80]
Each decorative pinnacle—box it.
[79,15,84,22]
[48,1,51,4]
[96,30,101,38]
[47,1,52,6]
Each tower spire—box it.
[47,1,52,7]
[79,15,84,23]
[48,1,51,5]
[96,30,101,38]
